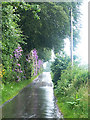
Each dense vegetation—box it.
[19,2,81,53]
[51,52,71,86]
[51,54,88,118]
[0,2,85,119]
[1,2,43,104]
[1,1,81,83]
[1,2,43,84]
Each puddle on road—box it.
[2,72,63,118]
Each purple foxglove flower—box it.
[18,46,21,49]
[17,64,21,66]
[32,49,37,56]
[15,69,17,71]
[15,49,18,52]
[26,58,28,61]
[19,49,23,52]
[15,54,17,57]
[20,70,23,73]
[35,55,38,60]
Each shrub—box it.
[50,52,70,86]
[55,63,88,118]
[56,63,88,96]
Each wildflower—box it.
[14,45,23,59]
[38,59,43,69]
[0,64,2,66]
[0,68,5,78]
[35,55,38,59]
[20,70,23,73]
[26,58,28,61]
[18,46,21,49]
[19,49,23,52]
[32,49,38,59]
[15,69,18,71]
[0,71,2,78]
[17,64,21,66]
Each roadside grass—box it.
[0,74,40,105]
[55,85,88,118]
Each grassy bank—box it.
[1,74,40,105]
[55,85,88,118]
[50,62,88,118]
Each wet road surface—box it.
[1,72,63,118]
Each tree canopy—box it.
[2,1,81,62]
[18,2,81,55]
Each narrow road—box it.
[2,72,63,118]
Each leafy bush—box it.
[50,52,70,85]
[55,63,88,96]
[3,68,17,84]
[2,3,43,84]
[54,63,88,118]
[2,47,43,84]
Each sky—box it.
[64,0,88,65]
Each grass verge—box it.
[55,85,88,118]
[1,74,40,105]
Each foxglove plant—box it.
[24,53,32,78]
[11,46,43,81]
[32,49,38,76]
[14,45,23,61]
[12,45,23,82]
[31,49,43,76]
[38,59,43,72]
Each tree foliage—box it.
[2,1,81,63]
[1,1,81,84]
[38,48,51,62]
[56,63,88,96]
[18,2,81,55]
[50,52,71,86]
[1,2,43,83]
[2,3,24,69]
[2,2,41,67]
